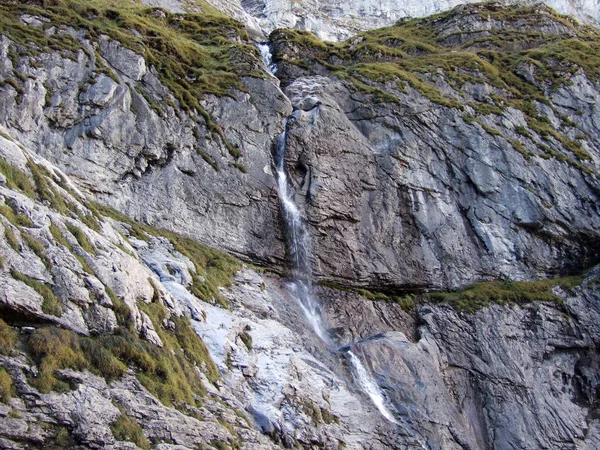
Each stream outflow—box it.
[267,51,398,423]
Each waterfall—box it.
[348,350,398,424]
[273,118,398,424]
[257,42,277,74]
[273,123,331,346]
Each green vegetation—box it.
[65,222,96,255]
[0,319,17,356]
[4,224,20,252]
[104,286,132,328]
[54,427,70,447]
[273,2,600,177]
[22,231,52,269]
[0,203,33,228]
[0,158,35,198]
[238,330,252,350]
[27,160,70,215]
[0,368,13,403]
[26,313,216,411]
[26,327,87,393]
[133,300,218,404]
[110,413,150,450]
[11,269,62,316]
[356,288,417,312]
[427,275,583,313]
[49,221,95,275]
[92,202,240,308]
[0,0,261,162]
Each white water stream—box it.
[258,43,277,74]
[272,105,398,424]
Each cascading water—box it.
[273,125,332,346]
[257,42,277,74]
[273,117,398,424]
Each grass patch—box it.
[0,0,258,161]
[19,281,217,409]
[26,327,87,393]
[27,160,70,215]
[110,413,150,450]
[0,319,17,356]
[0,368,13,404]
[0,203,33,228]
[271,2,600,178]
[25,328,125,392]
[92,201,240,308]
[427,275,583,313]
[104,286,132,328]
[11,269,62,317]
[25,322,213,409]
[22,231,52,269]
[49,221,95,275]
[65,222,96,255]
[239,330,252,350]
[4,224,20,252]
[0,157,35,198]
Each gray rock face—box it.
[0,28,290,269]
[317,270,600,449]
[278,73,600,289]
[232,0,600,41]
[0,118,599,450]
[138,0,600,43]
[2,4,600,450]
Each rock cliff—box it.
[0,1,600,449]
[218,0,600,41]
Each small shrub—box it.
[110,414,150,450]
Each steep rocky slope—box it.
[0,0,291,268]
[0,131,394,449]
[272,3,600,289]
[153,0,600,41]
[1,127,599,449]
[1,1,600,449]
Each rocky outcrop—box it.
[238,0,600,41]
[317,269,600,449]
[1,129,599,449]
[139,0,600,43]
[280,75,600,289]
[0,4,291,269]
[0,131,397,449]
[273,4,600,289]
